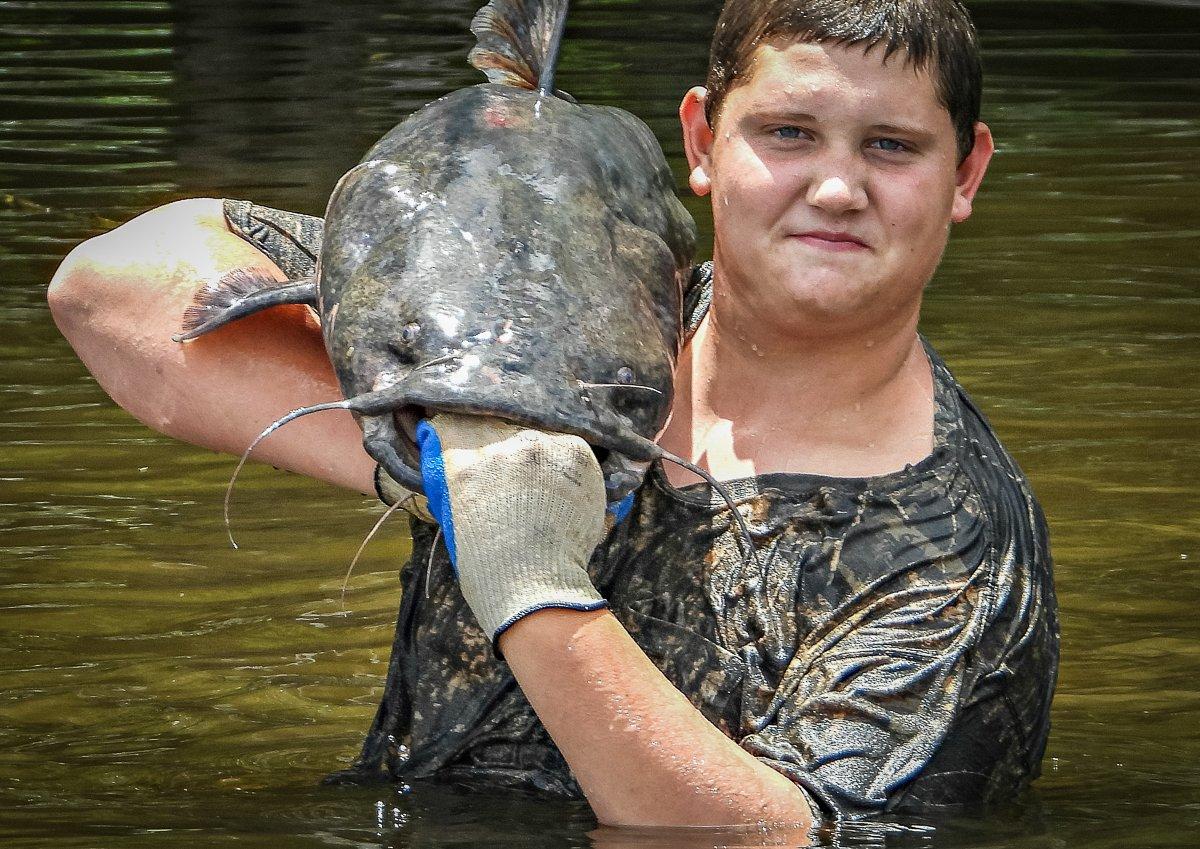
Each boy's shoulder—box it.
[924,341,1050,551]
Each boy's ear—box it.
[680,86,715,196]
[952,122,995,223]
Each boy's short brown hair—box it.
[705,0,983,160]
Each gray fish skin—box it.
[319,82,697,492]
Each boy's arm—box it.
[425,415,816,830]
[502,608,816,829]
[47,198,375,494]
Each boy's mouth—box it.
[791,229,870,250]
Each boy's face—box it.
[683,40,991,337]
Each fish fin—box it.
[174,268,317,342]
[468,0,571,97]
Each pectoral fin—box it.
[173,268,318,342]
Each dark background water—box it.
[2,0,1198,846]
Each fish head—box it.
[317,86,696,501]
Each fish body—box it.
[320,82,694,497]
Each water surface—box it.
[2,0,1198,845]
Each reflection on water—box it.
[2,0,1199,845]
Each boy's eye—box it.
[871,138,908,153]
[773,126,805,140]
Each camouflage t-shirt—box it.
[225,200,1059,821]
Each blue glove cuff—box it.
[415,419,458,567]
[607,491,636,524]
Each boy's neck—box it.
[657,277,936,485]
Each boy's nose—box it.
[807,173,868,215]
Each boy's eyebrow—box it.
[745,110,819,123]
[870,123,936,141]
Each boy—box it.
[47,0,1057,829]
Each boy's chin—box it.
[716,256,917,336]
[767,271,883,321]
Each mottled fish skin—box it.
[319,82,696,486]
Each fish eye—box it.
[616,366,634,384]
[399,322,420,345]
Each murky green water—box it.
[3,0,1198,845]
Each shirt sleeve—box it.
[221,198,323,280]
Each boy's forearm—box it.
[499,607,816,830]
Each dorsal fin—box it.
[468,0,570,96]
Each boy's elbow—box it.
[48,198,222,333]
[48,234,108,337]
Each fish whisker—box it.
[656,448,760,571]
[226,357,464,550]
[577,380,663,396]
[341,499,404,605]
[425,525,442,599]
[224,399,354,549]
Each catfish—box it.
[177,0,757,559]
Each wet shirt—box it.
[225,200,1059,821]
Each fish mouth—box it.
[367,393,657,505]
[392,405,423,462]
[348,343,671,503]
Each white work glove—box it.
[416,414,609,645]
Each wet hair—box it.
[704,0,983,161]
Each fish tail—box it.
[468,0,571,96]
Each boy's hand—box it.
[416,414,608,644]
